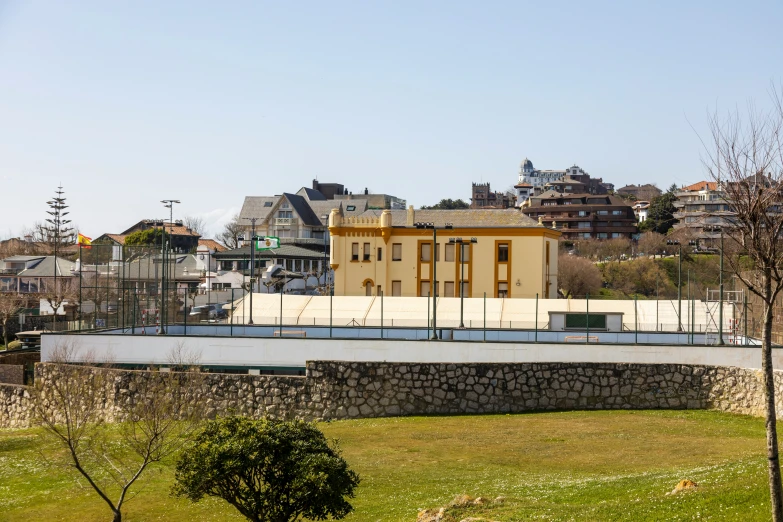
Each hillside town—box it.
[4,3,783,522]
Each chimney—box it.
[364,187,368,195]
[406,205,415,227]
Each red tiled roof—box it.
[198,239,227,252]
[682,181,718,191]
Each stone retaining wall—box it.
[1,361,782,429]
[0,364,24,385]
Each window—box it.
[497,243,509,262]
[497,282,508,298]
[612,210,624,215]
[392,243,402,261]
[460,281,469,297]
[597,233,608,239]
[612,221,623,227]
[444,281,455,297]
[435,243,440,261]
[597,210,609,215]
[351,243,359,261]
[565,313,607,330]
[420,243,431,262]
[582,233,591,239]
[278,210,293,218]
[420,280,430,297]
[577,221,591,229]
[346,205,356,211]
[392,280,401,296]
[263,201,273,207]
[363,243,371,261]
[460,244,470,262]
[377,247,382,261]
[365,281,373,296]
[445,244,455,262]
[281,202,290,209]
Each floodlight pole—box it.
[415,222,452,340]
[160,200,180,334]
[449,237,477,329]
[718,227,724,345]
[243,217,258,325]
[667,239,682,331]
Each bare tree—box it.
[702,85,783,521]
[637,231,666,258]
[0,293,26,347]
[40,276,78,327]
[183,216,206,236]
[216,214,242,250]
[557,254,602,298]
[33,342,206,522]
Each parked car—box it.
[189,304,227,320]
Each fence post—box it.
[380,290,384,340]
[535,293,539,343]
[744,294,748,345]
[184,291,188,336]
[586,293,590,344]
[329,292,333,338]
[230,288,234,337]
[279,290,283,337]
[634,294,638,344]
[427,292,430,340]
[483,292,487,343]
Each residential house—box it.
[617,184,662,201]
[0,255,77,294]
[632,201,650,223]
[119,220,201,252]
[328,207,560,299]
[516,158,612,206]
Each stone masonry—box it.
[1,361,782,428]
[0,364,24,385]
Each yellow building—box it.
[328,207,560,299]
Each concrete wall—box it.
[42,333,775,369]
[2,361,783,429]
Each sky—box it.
[1,1,782,239]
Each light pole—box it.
[321,215,329,295]
[242,217,258,325]
[449,237,477,328]
[160,200,180,334]
[415,222,452,339]
[666,239,682,331]
[718,226,725,345]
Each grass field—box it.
[0,410,775,521]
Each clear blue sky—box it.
[1,1,781,238]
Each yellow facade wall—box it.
[329,210,560,299]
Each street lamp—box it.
[449,237,478,328]
[666,239,682,331]
[160,200,180,334]
[242,217,259,325]
[415,222,452,339]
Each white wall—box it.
[42,333,779,370]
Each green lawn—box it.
[0,410,774,521]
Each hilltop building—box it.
[515,158,611,206]
[470,183,514,209]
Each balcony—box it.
[275,217,296,226]
[0,268,23,275]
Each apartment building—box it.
[521,191,637,240]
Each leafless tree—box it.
[557,254,602,298]
[216,214,242,250]
[41,277,78,327]
[0,293,27,347]
[183,216,206,236]
[637,231,666,258]
[701,84,783,521]
[32,342,206,522]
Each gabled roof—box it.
[239,196,281,222]
[214,243,326,260]
[17,256,76,277]
[94,233,127,245]
[283,193,322,226]
[296,187,328,201]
